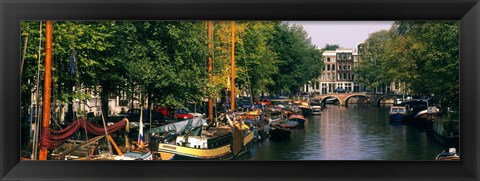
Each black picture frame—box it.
[1,0,479,180]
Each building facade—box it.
[301,45,407,95]
[334,49,355,92]
[302,48,362,95]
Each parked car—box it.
[175,109,194,119]
[125,108,164,128]
[257,99,271,106]
[237,99,254,110]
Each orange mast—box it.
[39,20,52,160]
[230,21,235,112]
[207,21,214,123]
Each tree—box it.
[355,21,459,110]
[117,21,209,110]
[236,21,278,97]
[323,44,339,50]
[355,30,394,91]
[393,21,459,109]
[270,22,323,95]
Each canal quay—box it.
[242,104,445,160]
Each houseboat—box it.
[148,117,254,160]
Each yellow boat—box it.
[156,129,254,160]
[148,118,255,160]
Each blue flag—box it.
[70,51,75,75]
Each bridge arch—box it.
[344,94,373,106]
[374,95,398,106]
[315,92,395,106]
[319,95,343,106]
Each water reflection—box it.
[245,104,444,160]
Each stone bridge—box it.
[313,92,400,106]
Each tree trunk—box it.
[250,87,255,104]
[100,82,111,120]
[130,83,135,111]
[147,90,152,129]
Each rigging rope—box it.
[32,21,43,160]
[40,118,127,149]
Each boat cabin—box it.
[389,106,407,115]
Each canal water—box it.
[243,104,445,160]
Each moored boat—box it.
[298,101,312,117]
[412,106,438,129]
[270,99,298,116]
[414,106,439,121]
[240,109,262,120]
[113,148,153,160]
[389,106,407,122]
[325,97,337,104]
[148,117,255,160]
[431,117,459,149]
[288,114,306,127]
[280,120,299,128]
[311,100,322,115]
[268,127,291,141]
[435,148,460,161]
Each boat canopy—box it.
[146,117,207,135]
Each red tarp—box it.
[40,119,127,149]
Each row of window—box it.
[324,53,356,62]
[323,63,353,71]
[305,82,362,93]
[321,73,354,81]
[325,57,336,62]
[337,53,353,60]
[337,73,354,81]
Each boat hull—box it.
[288,118,305,127]
[288,114,306,127]
[389,113,406,122]
[155,130,255,160]
[281,120,299,128]
[299,107,312,117]
[430,121,459,149]
[311,105,322,115]
[269,128,291,141]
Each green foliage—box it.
[117,21,208,109]
[322,44,339,51]
[355,21,459,109]
[270,22,323,95]
[237,21,278,96]
[443,111,459,136]
[20,20,323,115]
[355,30,394,90]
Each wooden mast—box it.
[207,21,213,123]
[230,21,235,112]
[39,20,52,160]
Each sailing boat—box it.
[147,21,254,160]
[33,21,142,160]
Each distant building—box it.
[334,49,355,92]
[302,48,362,95]
[321,50,337,94]
[301,43,407,96]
